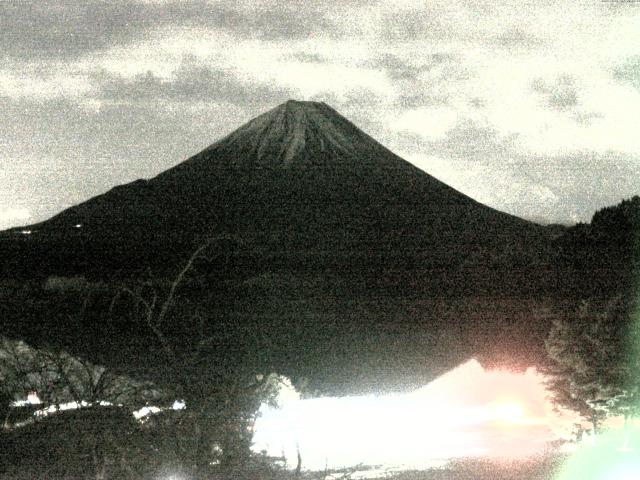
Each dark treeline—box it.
[554,195,640,297]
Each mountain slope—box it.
[1,100,557,393]
[3,100,549,284]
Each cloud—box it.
[283,52,329,64]
[2,0,639,228]
[376,0,552,52]
[207,0,342,41]
[380,5,452,42]
[572,110,604,126]
[492,28,544,50]
[373,53,456,81]
[92,57,296,107]
[363,52,469,109]
[390,107,459,140]
[613,56,640,90]
[469,97,486,109]
[0,93,272,229]
[429,121,520,160]
[0,0,350,61]
[0,1,157,60]
[531,75,579,111]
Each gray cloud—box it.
[469,97,486,109]
[0,1,157,59]
[572,110,604,126]
[0,0,348,61]
[373,53,455,81]
[282,52,329,64]
[210,1,341,41]
[549,89,578,110]
[93,57,295,107]
[530,75,604,127]
[531,75,579,111]
[381,6,454,42]
[432,121,520,160]
[378,2,548,51]
[395,91,451,109]
[522,150,640,224]
[492,28,544,49]
[2,0,638,229]
[388,120,518,162]
[364,53,468,109]
[613,56,640,90]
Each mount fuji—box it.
[3,100,550,284]
[1,100,557,392]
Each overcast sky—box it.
[1,0,639,229]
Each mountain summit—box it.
[196,100,374,168]
[160,99,448,180]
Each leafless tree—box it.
[0,336,160,480]
[113,236,285,477]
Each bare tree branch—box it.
[155,238,221,329]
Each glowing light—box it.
[158,475,189,480]
[555,427,640,480]
[605,463,640,480]
[26,391,41,405]
[491,402,525,423]
[133,406,161,419]
[254,360,570,470]
[10,391,42,407]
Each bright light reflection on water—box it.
[253,359,570,470]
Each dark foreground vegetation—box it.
[0,196,638,479]
[0,437,566,480]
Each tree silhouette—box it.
[0,336,162,479]
[543,296,640,433]
[116,236,287,477]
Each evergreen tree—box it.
[543,296,640,432]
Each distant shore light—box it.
[27,391,41,405]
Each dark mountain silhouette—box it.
[3,101,551,283]
[1,100,559,393]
